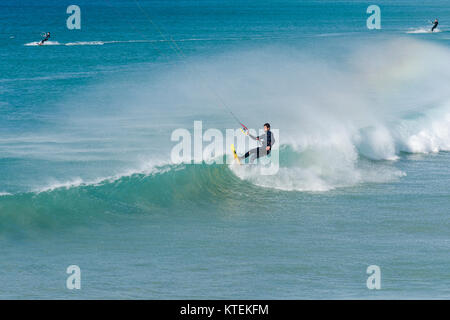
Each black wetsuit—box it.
[243,130,275,163]
[40,33,50,45]
[432,21,438,32]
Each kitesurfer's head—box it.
[264,123,270,131]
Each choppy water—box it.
[0,0,449,299]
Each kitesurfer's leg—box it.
[250,147,270,163]
[242,147,270,163]
[241,148,257,162]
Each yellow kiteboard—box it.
[230,144,241,165]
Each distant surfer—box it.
[239,123,275,163]
[431,19,439,32]
[39,32,50,45]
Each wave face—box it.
[0,162,261,235]
[0,142,405,234]
[2,37,450,234]
[0,143,416,235]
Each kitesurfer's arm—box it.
[247,132,260,141]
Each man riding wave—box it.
[239,123,275,163]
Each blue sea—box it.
[0,0,449,299]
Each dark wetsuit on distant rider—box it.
[431,19,439,32]
[240,123,275,163]
[39,32,50,45]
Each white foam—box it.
[209,38,450,191]
[23,37,275,48]
[230,144,405,192]
[400,112,450,153]
[65,41,105,46]
[24,38,229,47]
[24,41,61,46]
[406,28,441,34]
[34,159,172,194]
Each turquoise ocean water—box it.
[0,0,449,298]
